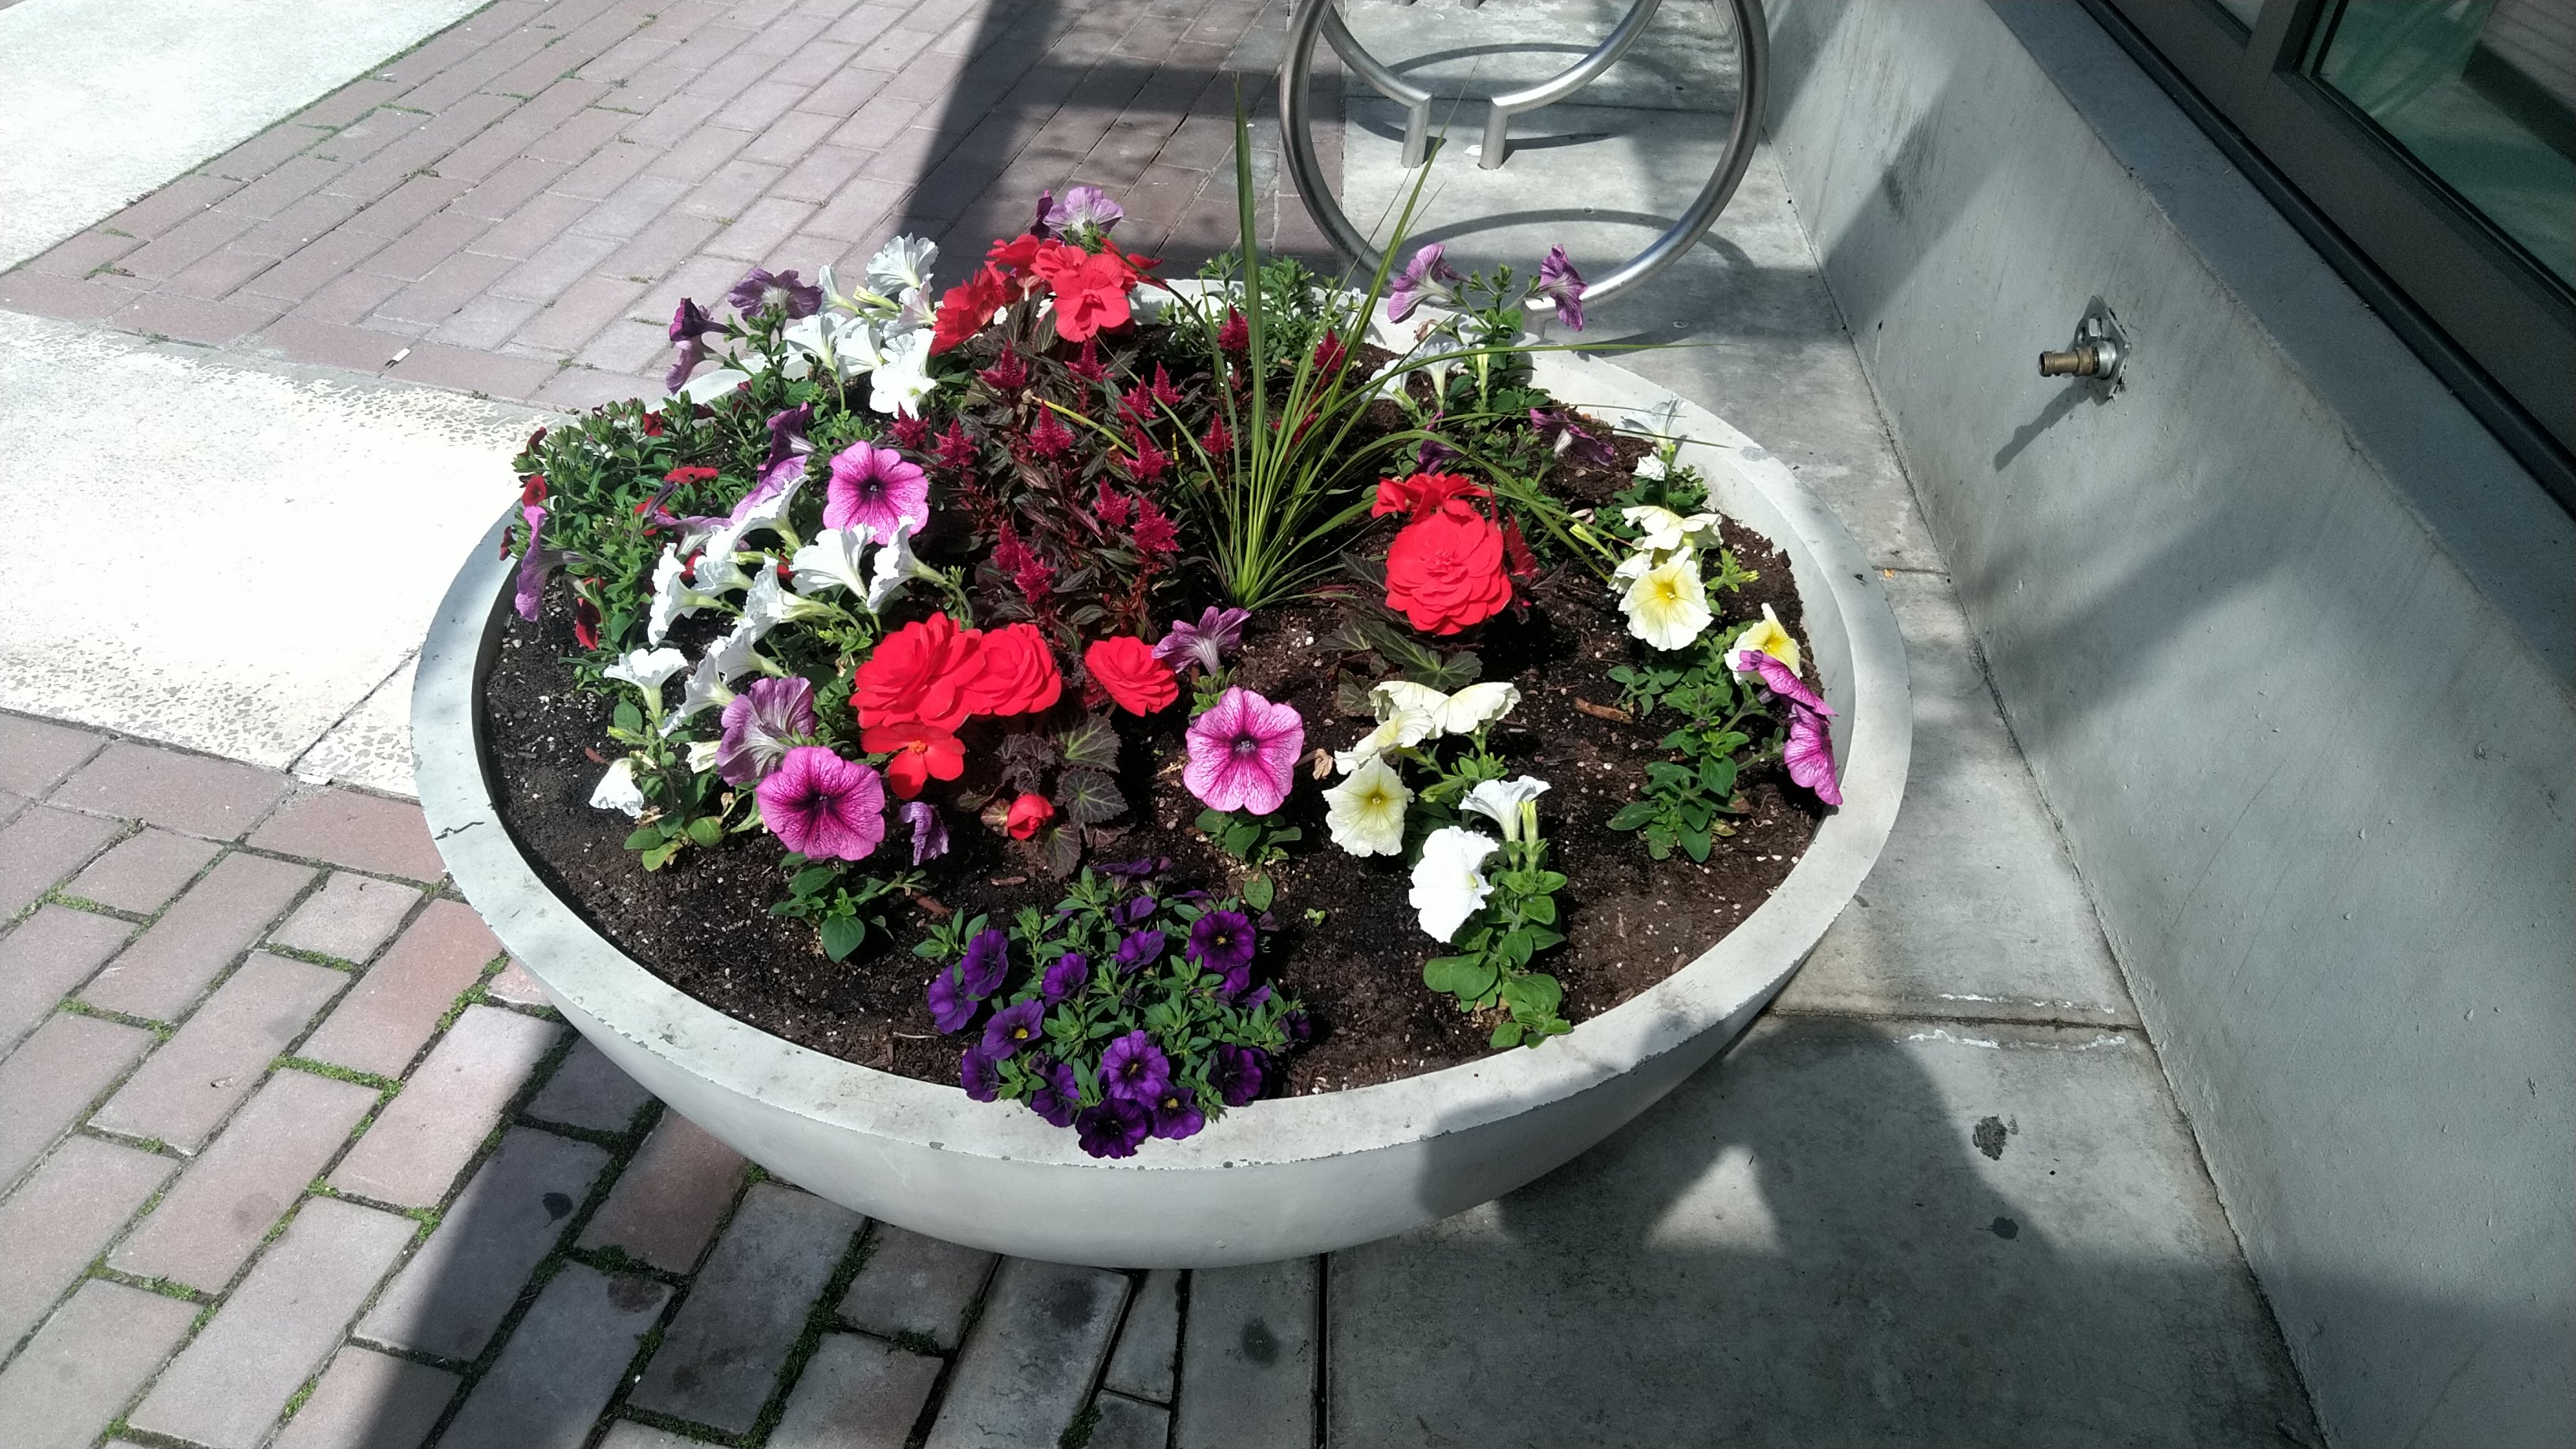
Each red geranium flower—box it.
[964,622,1063,717]
[1031,239,1143,343]
[852,613,985,732]
[641,413,665,437]
[931,264,1012,354]
[1005,792,1055,840]
[1383,499,1514,635]
[519,473,548,506]
[861,722,966,799]
[1084,635,1178,715]
[1372,470,1486,520]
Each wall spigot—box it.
[2039,298,2128,390]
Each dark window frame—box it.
[2086,0,2576,511]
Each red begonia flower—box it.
[1383,499,1514,635]
[1031,239,1142,343]
[1372,470,1487,520]
[852,613,986,732]
[1005,792,1056,841]
[964,622,1063,717]
[861,722,966,799]
[1084,635,1179,716]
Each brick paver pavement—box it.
[0,707,1312,1446]
[1,0,1341,413]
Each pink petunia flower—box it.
[822,442,929,537]
[1732,646,1829,717]
[755,746,888,861]
[1782,702,1843,806]
[1182,687,1304,815]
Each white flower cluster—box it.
[678,236,947,417]
[1316,680,1552,944]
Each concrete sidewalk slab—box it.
[0,313,537,786]
[0,0,486,268]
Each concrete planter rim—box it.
[414,345,1908,1254]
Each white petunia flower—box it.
[675,367,752,403]
[865,525,936,613]
[867,326,939,417]
[669,642,741,729]
[1324,753,1413,856]
[1409,826,1500,942]
[789,526,874,599]
[1332,717,1408,776]
[1462,775,1551,844]
[783,313,867,379]
[1634,453,1668,481]
[602,646,688,703]
[1620,551,1713,651]
[647,545,722,645]
[1621,505,1720,555]
[1611,397,1683,445]
[686,739,721,773]
[1372,680,1522,739]
[868,235,938,298]
[589,758,644,817]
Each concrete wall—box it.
[1754,2,2575,1443]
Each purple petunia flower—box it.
[1042,953,1090,1005]
[727,267,822,320]
[1148,1084,1204,1140]
[1113,894,1157,927]
[1099,1029,1170,1105]
[1182,687,1303,816]
[754,402,815,496]
[717,676,816,786]
[959,928,1010,999]
[1099,856,1170,880]
[667,298,717,392]
[754,747,886,862]
[1043,184,1124,241]
[1387,242,1461,323]
[960,1047,1000,1101]
[1152,605,1250,675]
[513,504,567,622]
[1535,245,1586,331]
[1282,1009,1312,1046]
[902,800,949,865]
[1783,702,1843,807]
[927,968,976,1033]
[1028,1057,1081,1127]
[1114,928,1166,974]
[1075,1098,1151,1158]
[980,999,1046,1060]
[822,441,930,537]
[1529,406,1616,466]
[1731,646,1829,717]
[1185,910,1256,985]
[1028,189,1054,237]
[1211,1045,1267,1107]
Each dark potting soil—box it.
[479,436,1825,1098]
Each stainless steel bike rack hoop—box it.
[1279,0,1768,309]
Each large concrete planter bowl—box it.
[414,350,1910,1267]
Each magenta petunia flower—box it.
[667,298,717,392]
[754,746,886,861]
[822,441,929,537]
[1734,646,1829,717]
[1387,242,1460,322]
[717,676,815,785]
[1536,245,1586,331]
[1043,184,1124,239]
[1783,702,1843,806]
[1182,686,1303,815]
[754,402,814,497]
[513,503,567,622]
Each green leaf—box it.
[1496,930,1535,968]
[1700,757,1738,797]
[818,915,867,961]
[791,866,837,897]
[1500,972,1563,1023]
[1681,827,1713,863]
[1423,953,1499,1002]
[685,816,723,848]
[639,841,679,871]
[1243,874,1275,912]
[1039,825,1084,878]
[1491,1020,1525,1050]
[1526,927,1567,952]
[1535,871,1567,893]
[1055,767,1125,827]
[1523,894,1556,926]
[612,701,642,735]
[1196,807,1230,836]
[1055,715,1121,771]
[1222,822,1260,857]
[623,826,664,852]
[1606,801,1657,833]
[912,939,945,958]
